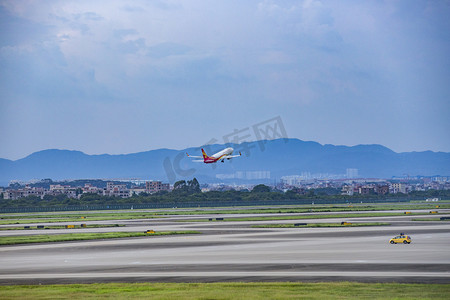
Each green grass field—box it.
[149,202,450,216]
[1,202,448,225]
[0,282,448,299]
[0,224,124,231]
[0,213,164,225]
[191,211,439,222]
[252,222,390,228]
[0,231,200,245]
[2,208,445,226]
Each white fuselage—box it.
[211,147,234,159]
[187,147,240,164]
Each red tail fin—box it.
[201,148,209,161]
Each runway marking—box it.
[1,212,449,284]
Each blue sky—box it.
[1,0,449,160]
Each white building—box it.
[104,182,130,198]
[346,168,359,179]
[391,183,409,194]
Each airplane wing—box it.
[227,152,242,158]
[186,153,203,159]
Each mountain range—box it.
[1,138,449,186]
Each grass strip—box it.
[190,212,435,222]
[252,222,390,228]
[0,212,164,220]
[0,215,163,225]
[0,231,200,245]
[412,218,450,221]
[0,282,448,299]
[0,224,125,231]
[149,204,450,215]
[2,202,449,220]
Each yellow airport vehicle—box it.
[389,234,411,244]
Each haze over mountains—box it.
[1,138,449,186]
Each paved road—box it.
[0,211,449,284]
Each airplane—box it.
[186,147,241,164]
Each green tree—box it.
[252,184,271,193]
[173,180,187,191]
[187,178,201,194]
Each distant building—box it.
[130,187,146,196]
[280,173,312,186]
[391,183,408,194]
[375,185,389,195]
[219,171,271,180]
[145,181,170,194]
[3,186,46,200]
[104,182,129,198]
[246,171,270,180]
[3,189,27,200]
[426,198,439,202]
[50,184,67,192]
[341,183,389,196]
[47,184,78,198]
[346,168,359,179]
[341,185,358,196]
[281,175,301,186]
[359,185,375,195]
[82,184,101,194]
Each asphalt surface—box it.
[0,209,449,284]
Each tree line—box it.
[1,179,449,208]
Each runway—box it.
[1,210,449,284]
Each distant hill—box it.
[0,138,449,186]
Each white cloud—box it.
[1,0,449,160]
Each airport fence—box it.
[0,197,424,213]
